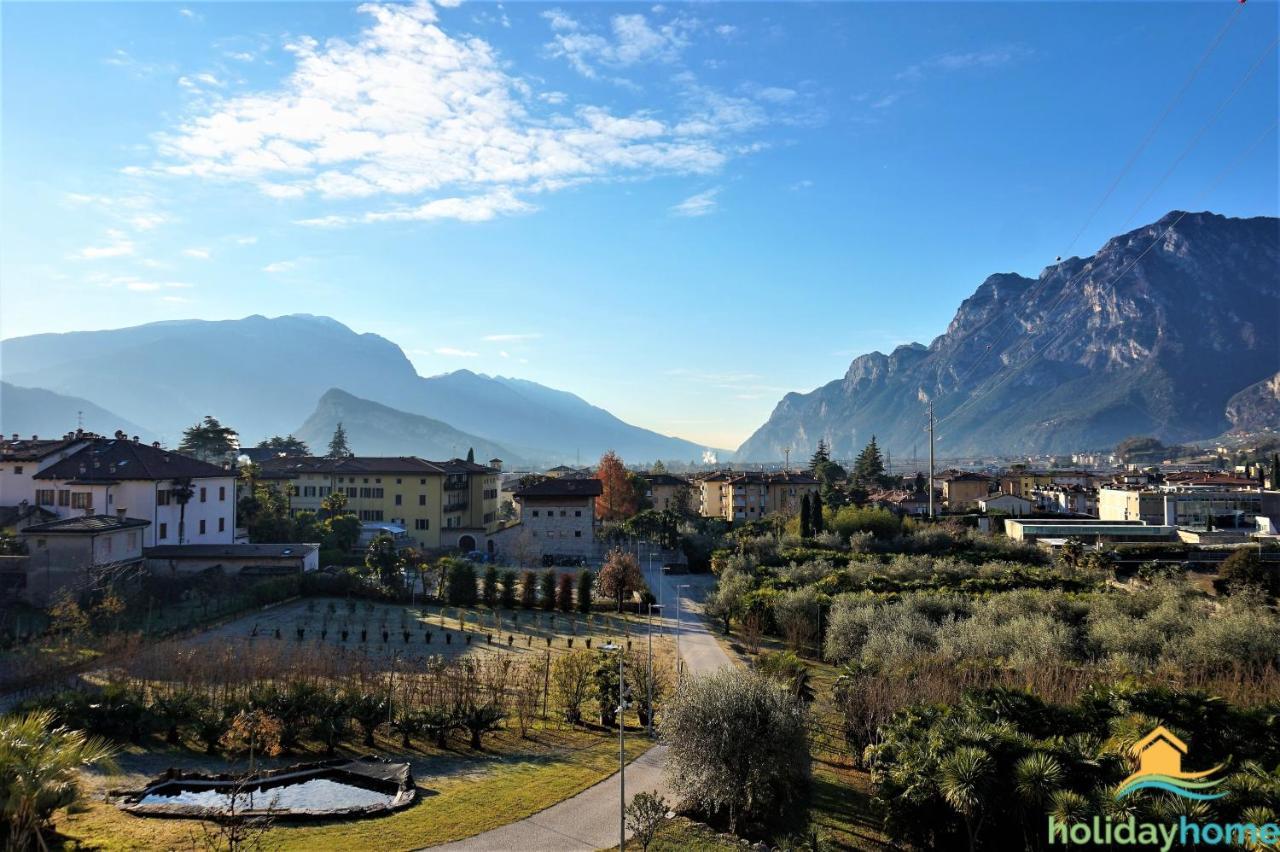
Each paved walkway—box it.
[430,568,730,851]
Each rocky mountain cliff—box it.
[736,211,1279,460]
[1225,372,1280,433]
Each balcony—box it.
[443,478,468,491]
[444,499,469,513]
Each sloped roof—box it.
[515,478,603,498]
[35,440,228,482]
[0,438,85,463]
[23,514,150,534]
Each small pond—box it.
[139,777,396,812]
[117,759,416,821]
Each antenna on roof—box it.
[77,410,84,430]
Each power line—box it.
[933,5,1260,401]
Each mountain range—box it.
[0,314,722,465]
[736,211,1279,460]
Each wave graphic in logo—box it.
[1114,726,1226,802]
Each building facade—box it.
[508,477,602,559]
[17,514,150,605]
[255,456,501,551]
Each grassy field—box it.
[57,724,655,851]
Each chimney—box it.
[31,434,38,441]
[9,433,16,441]
[116,508,127,520]
[132,435,139,443]
[152,441,161,448]
[489,458,503,471]
[114,430,125,440]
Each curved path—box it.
[430,567,729,851]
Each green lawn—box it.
[56,727,655,851]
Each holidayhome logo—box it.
[1048,725,1280,849]
[1113,725,1225,801]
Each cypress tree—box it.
[466,447,475,463]
[577,569,593,613]
[540,569,557,611]
[812,490,825,534]
[799,493,812,538]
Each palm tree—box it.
[1014,751,1064,851]
[170,477,196,544]
[0,710,118,850]
[939,746,994,852]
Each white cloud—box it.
[543,9,697,77]
[89,274,193,292]
[871,93,902,110]
[715,24,738,38]
[670,187,719,217]
[790,179,813,191]
[263,260,298,273]
[72,229,135,260]
[182,247,211,260]
[483,332,542,342]
[896,45,1031,83]
[152,2,750,224]
[234,235,258,245]
[753,86,796,104]
[227,51,256,62]
[179,8,202,22]
[434,346,479,358]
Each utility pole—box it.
[926,401,936,520]
[783,447,791,471]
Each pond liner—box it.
[113,757,416,822]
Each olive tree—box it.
[660,669,810,835]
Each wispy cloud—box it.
[72,229,135,260]
[483,332,542,342]
[434,346,479,358]
[150,3,773,226]
[182,247,211,260]
[896,45,1032,83]
[542,8,697,78]
[262,260,298,273]
[670,187,720,217]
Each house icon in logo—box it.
[1114,725,1226,801]
[1130,726,1188,777]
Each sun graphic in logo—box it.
[1114,726,1226,801]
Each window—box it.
[363,478,369,484]
[420,478,426,485]
[560,510,566,517]
[396,478,402,485]
[531,510,539,517]
[303,486,316,497]
[415,518,428,530]
[199,519,206,535]
[13,466,22,474]
[575,531,582,537]
[418,494,426,506]
[346,487,357,498]
[575,510,582,517]
[35,538,46,549]
[128,532,137,548]
[159,522,168,540]
[219,517,225,532]
[219,486,227,501]
[71,492,92,509]
[375,478,381,484]
[358,487,384,499]
[200,487,207,503]
[58,490,70,506]
[35,489,55,506]
[395,494,402,505]
[359,510,384,521]
[156,490,171,506]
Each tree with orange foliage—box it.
[595,450,638,521]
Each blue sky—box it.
[2,1,1276,449]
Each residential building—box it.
[640,472,691,512]
[0,502,57,534]
[0,434,92,506]
[867,489,932,517]
[1030,484,1098,516]
[17,514,150,605]
[941,471,992,509]
[695,470,820,522]
[255,455,501,552]
[28,438,236,547]
[506,477,602,558]
[979,493,1033,516]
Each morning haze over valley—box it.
[0,1,1277,850]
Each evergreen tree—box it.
[812,490,824,534]
[577,569,593,613]
[499,570,518,609]
[540,569,557,611]
[799,493,812,538]
[327,422,353,458]
[482,564,499,607]
[1272,453,1279,489]
[466,447,475,463]
[853,435,886,488]
[809,439,831,470]
[179,415,239,461]
[256,435,309,456]
[913,471,927,495]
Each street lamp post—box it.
[602,641,625,850]
[675,583,691,680]
[646,602,655,737]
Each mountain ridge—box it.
[736,211,1280,460]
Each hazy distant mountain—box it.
[1,313,721,464]
[737,211,1279,460]
[294,388,521,464]
[0,382,154,442]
